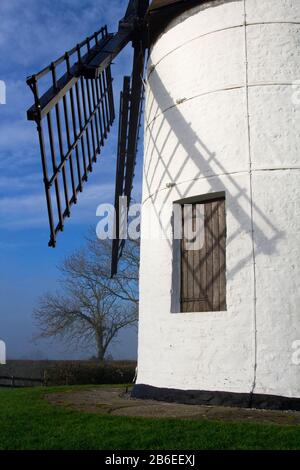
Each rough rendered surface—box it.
[137,0,300,399]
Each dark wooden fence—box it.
[0,375,44,388]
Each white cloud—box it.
[0,182,115,230]
[0,0,125,69]
[0,173,41,191]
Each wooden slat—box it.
[193,204,201,312]
[212,200,220,311]
[186,206,195,312]
[219,199,227,310]
[181,207,188,312]
[199,225,209,312]
[205,202,213,310]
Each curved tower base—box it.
[135,0,300,409]
[132,384,300,411]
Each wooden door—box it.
[181,197,226,312]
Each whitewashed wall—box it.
[137,0,300,398]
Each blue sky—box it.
[0,0,141,360]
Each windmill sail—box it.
[111,41,146,277]
[26,0,149,274]
[27,26,116,247]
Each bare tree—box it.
[34,238,139,360]
[86,235,139,305]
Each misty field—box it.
[1,386,300,450]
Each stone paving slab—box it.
[45,387,300,425]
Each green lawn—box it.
[0,386,300,450]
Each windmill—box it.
[27,0,300,410]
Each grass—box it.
[0,386,300,450]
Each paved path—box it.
[46,387,300,425]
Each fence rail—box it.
[0,375,44,388]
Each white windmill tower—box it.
[27,0,300,410]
